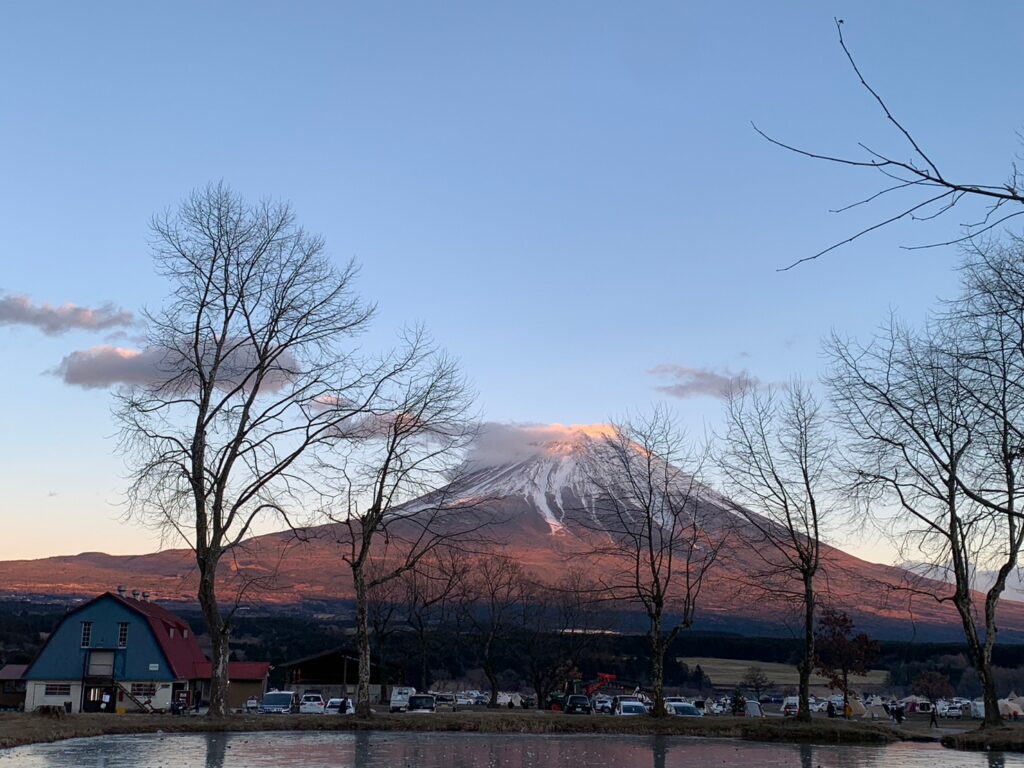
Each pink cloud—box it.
[0,294,134,335]
[54,342,299,391]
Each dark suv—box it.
[563,694,592,714]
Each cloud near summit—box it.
[465,422,613,467]
[0,293,134,335]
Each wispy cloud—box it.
[648,364,760,400]
[53,342,299,391]
[0,293,135,335]
[52,346,165,389]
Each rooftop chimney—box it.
[131,590,141,601]
[116,585,126,598]
[142,592,151,602]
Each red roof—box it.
[0,664,27,681]
[194,661,270,681]
[105,592,208,680]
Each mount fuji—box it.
[3,422,1024,640]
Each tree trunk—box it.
[978,650,1002,729]
[980,577,1010,728]
[954,588,1003,728]
[532,674,545,711]
[353,566,373,717]
[842,669,849,718]
[198,566,230,718]
[650,614,666,717]
[485,664,498,707]
[413,620,429,692]
[797,572,814,723]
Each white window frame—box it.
[80,621,92,648]
[118,622,129,649]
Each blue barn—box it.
[25,588,211,713]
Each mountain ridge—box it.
[3,423,1023,642]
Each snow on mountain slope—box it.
[435,422,733,534]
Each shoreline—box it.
[0,710,933,751]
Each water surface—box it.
[2,731,1020,768]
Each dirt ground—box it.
[0,708,922,751]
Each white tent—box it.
[998,699,1023,718]
[863,704,889,720]
[744,700,764,718]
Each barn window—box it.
[87,651,115,677]
[80,622,92,648]
[118,622,129,648]
[44,684,71,696]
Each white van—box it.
[389,686,416,713]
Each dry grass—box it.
[681,657,889,691]
[0,709,909,751]
[942,724,1024,752]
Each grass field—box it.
[681,657,889,692]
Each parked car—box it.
[258,691,297,714]
[407,694,436,713]
[455,695,475,707]
[616,701,648,716]
[563,694,592,715]
[390,687,416,713]
[592,695,613,714]
[668,702,703,718]
[945,704,963,719]
[611,695,641,715]
[298,693,326,714]
[781,696,800,718]
[324,698,353,715]
[433,693,456,710]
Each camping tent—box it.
[864,704,889,720]
[744,700,764,718]
[998,699,1023,718]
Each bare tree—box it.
[757,19,1024,270]
[518,569,603,709]
[366,559,403,683]
[828,243,1024,727]
[402,546,470,691]
[740,666,774,704]
[584,409,722,717]
[719,382,836,723]
[321,347,486,716]
[117,183,375,716]
[460,555,525,707]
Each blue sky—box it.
[2,1,1022,560]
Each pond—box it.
[1,731,1021,768]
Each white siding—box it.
[118,681,174,711]
[25,682,82,713]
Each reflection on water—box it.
[1,730,1021,768]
